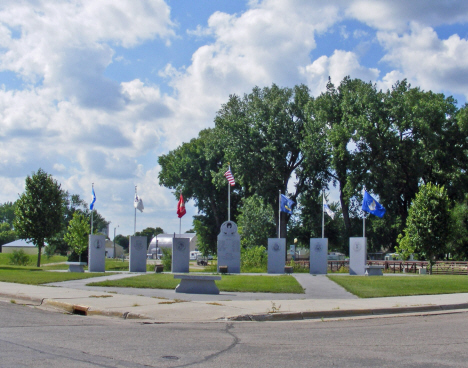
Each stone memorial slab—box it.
[217,221,241,273]
[129,236,147,272]
[310,238,328,275]
[349,237,367,275]
[172,237,190,273]
[88,234,106,272]
[267,238,286,274]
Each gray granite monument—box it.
[217,221,241,273]
[309,238,328,274]
[349,237,367,275]
[129,236,147,272]
[88,234,106,272]
[267,238,286,274]
[172,237,190,273]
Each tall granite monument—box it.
[172,237,190,273]
[267,238,286,274]
[309,238,328,274]
[129,236,147,272]
[349,237,367,275]
[88,234,106,272]
[217,221,241,273]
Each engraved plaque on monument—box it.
[172,237,190,273]
[88,234,106,272]
[129,236,147,272]
[309,238,328,275]
[217,221,241,273]
[349,237,367,275]
[267,238,286,274]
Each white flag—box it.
[323,199,335,219]
[134,194,144,212]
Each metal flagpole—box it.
[322,191,325,238]
[362,187,365,238]
[228,179,230,221]
[179,191,182,237]
[278,190,281,238]
[134,186,137,236]
[363,216,366,238]
[90,183,94,234]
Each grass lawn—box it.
[0,266,109,285]
[88,273,304,293]
[0,253,67,267]
[328,275,468,298]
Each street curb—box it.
[224,303,468,321]
[43,299,150,320]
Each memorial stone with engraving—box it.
[309,238,328,274]
[349,237,367,275]
[268,238,286,274]
[88,234,106,272]
[129,236,147,272]
[172,237,190,273]
[217,221,241,273]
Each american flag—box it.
[224,166,235,186]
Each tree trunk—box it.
[339,187,351,238]
[37,240,43,267]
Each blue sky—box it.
[0,0,467,238]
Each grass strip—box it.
[88,274,304,294]
[328,275,468,298]
[0,254,68,266]
[0,266,109,285]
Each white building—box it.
[147,233,198,259]
[2,239,43,255]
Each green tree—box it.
[214,84,314,238]
[63,213,89,263]
[45,192,108,256]
[159,128,241,255]
[0,222,17,247]
[358,80,464,251]
[396,183,451,272]
[14,169,64,267]
[237,194,276,249]
[136,227,164,248]
[0,201,16,225]
[114,234,129,252]
[448,195,468,260]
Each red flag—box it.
[177,193,186,218]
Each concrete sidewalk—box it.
[1,274,468,322]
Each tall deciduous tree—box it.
[158,128,242,254]
[396,183,451,272]
[136,227,164,248]
[14,169,64,267]
[64,212,89,263]
[237,194,276,249]
[214,84,314,238]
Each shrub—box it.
[287,259,309,273]
[9,249,31,266]
[241,246,267,272]
[161,247,172,271]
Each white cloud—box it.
[1,0,467,237]
[346,0,468,32]
[300,50,380,96]
[378,24,468,98]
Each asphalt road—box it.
[1,301,467,367]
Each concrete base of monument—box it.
[66,262,87,273]
[174,275,222,294]
[365,265,384,276]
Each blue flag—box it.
[90,187,96,210]
[362,190,386,218]
[280,194,295,214]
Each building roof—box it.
[2,239,36,247]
